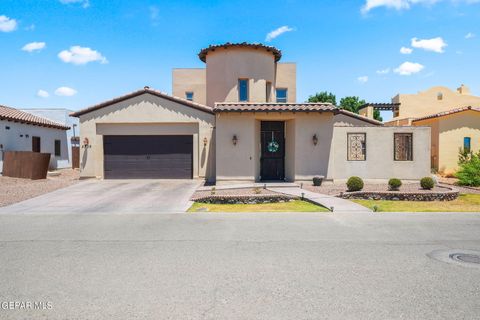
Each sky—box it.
[1,0,479,121]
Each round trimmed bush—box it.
[388,178,402,191]
[420,177,435,190]
[313,176,323,186]
[346,176,364,192]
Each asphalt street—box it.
[0,211,479,319]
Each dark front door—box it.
[103,135,193,179]
[32,136,41,152]
[260,121,285,181]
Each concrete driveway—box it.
[0,179,201,214]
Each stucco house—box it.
[71,43,430,182]
[0,105,70,173]
[361,85,480,174]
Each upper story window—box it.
[394,133,413,161]
[238,79,249,102]
[347,133,366,161]
[185,92,194,101]
[437,92,443,100]
[276,88,287,103]
[464,137,471,153]
[266,82,272,102]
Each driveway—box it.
[0,179,201,214]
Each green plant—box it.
[253,187,262,194]
[210,187,216,195]
[388,178,402,191]
[313,176,323,186]
[455,151,480,187]
[346,176,364,192]
[420,177,435,190]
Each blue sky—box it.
[1,0,479,120]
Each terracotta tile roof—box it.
[198,42,282,63]
[0,104,70,130]
[336,109,384,126]
[70,86,214,117]
[360,103,401,111]
[412,106,480,122]
[214,102,336,112]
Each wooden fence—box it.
[2,151,51,180]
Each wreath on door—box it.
[267,132,279,153]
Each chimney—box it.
[457,84,471,95]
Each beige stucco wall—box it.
[78,93,215,180]
[275,63,296,103]
[328,126,431,181]
[415,110,480,174]
[392,85,480,122]
[205,47,277,106]
[172,68,206,105]
[215,111,382,182]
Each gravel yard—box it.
[0,169,79,207]
[436,176,480,194]
[191,187,281,200]
[304,182,454,196]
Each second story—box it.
[391,84,480,121]
[172,42,296,107]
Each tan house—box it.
[361,85,480,174]
[72,42,430,182]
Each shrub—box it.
[388,178,402,191]
[210,187,216,195]
[346,176,364,192]
[313,176,323,186]
[455,151,480,187]
[253,187,262,194]
[420,177,435,190]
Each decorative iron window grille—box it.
[347,133,366,161]
[394,133,413,161]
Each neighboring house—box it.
[20,108,80,169]
[361,85,480,174]
[71,42,430,182]
[0,105,70,173]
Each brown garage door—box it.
[103,135,193,179]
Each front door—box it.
[260,121,285,181]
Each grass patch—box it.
[353,194,480,212]
[188,200,329,213]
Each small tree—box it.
[339,96,366,114]
[456,150,480,187]
[373,109,383,122]
[308,91,337,105]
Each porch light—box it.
[203,137,208,146]
[312,134,318,146]
[232,135,238,146]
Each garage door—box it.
[103,135,193,179]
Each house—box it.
[0,105,70,173]
[361,85,480,174]
[71,42,430,182]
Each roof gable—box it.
[0,105,69,130]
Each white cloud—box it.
[361,0,478,13]
[394,61,425,75]
[22,42,46,53]
[465,32,475,39]
[25,24,35,31]
[58,46,108,65]
[376,68,390,74]
[357,76,369,83]
[411,37,447,53]
[59,0,90,8]
[37,90,49,98]
[266,26,294,42]
[0,15,17,32]
[400,46,413,54]
[55,87,77,96]
[149,6,160,25]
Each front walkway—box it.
[268,187,372,212]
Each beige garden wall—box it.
[328,126,431,181]
[78,93,215,180]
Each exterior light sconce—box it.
[82,137,91,149]
[203,137,208,146]
[312,134,318,146]
[232,135,238,146]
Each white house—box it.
[0,104,70,173]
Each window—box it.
[347,133,366,161]
[276,88,287,103]
[238,79,249,102]
[54,140,61,157]
[437,92,443,100]
[32,136,41,153]
[185,92,194,101]
[266,82,272,102]
[394,133,413,161]
[464,137,471,153]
